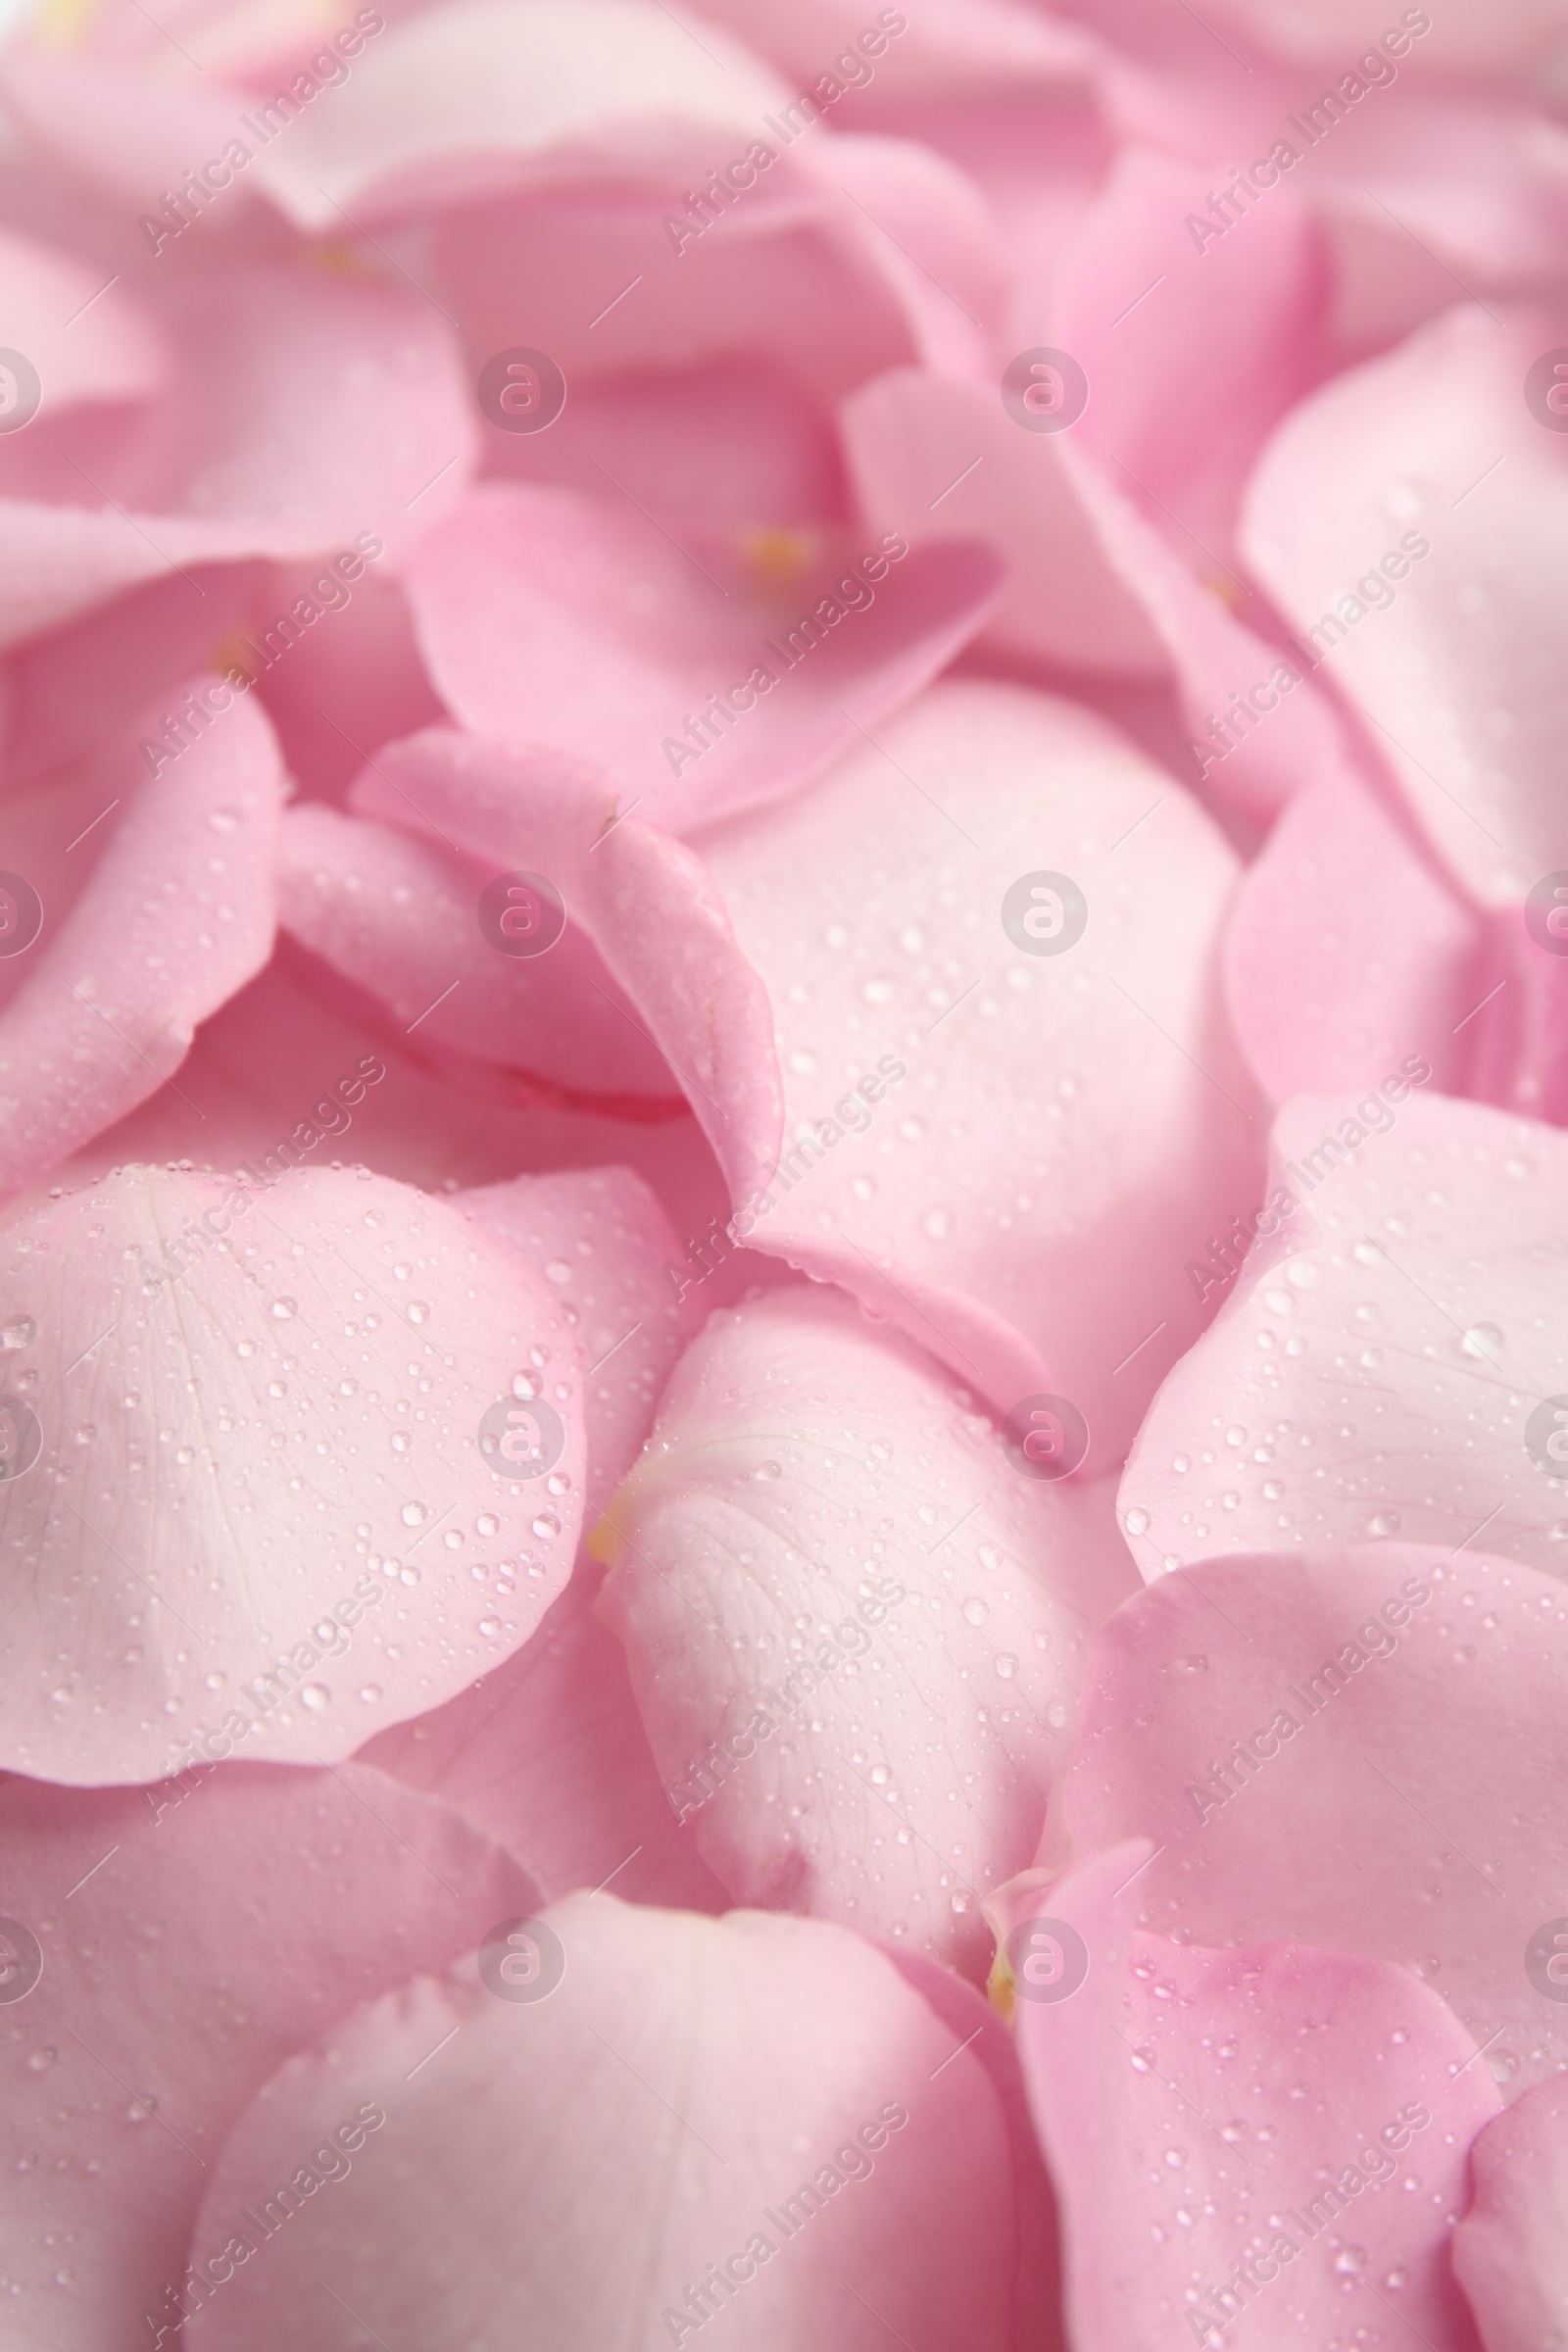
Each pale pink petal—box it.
[1061,1543,1568,2093]
[1224,767,1486,1104]
[187,1892,1054,2351]
[456,1162,706,1512]
[0,677,284,1199]
[690,0,1097,101]
[0,220,166,417]
[243,0,791,231]
[348,727,784,1212]
[0,1161,585,1784]
[1240,301,1568,910]
[993,1842,1498,2352]
[403,483,1002,833]
[841,367,1169,676]
[0,265,473,650]
[1118,1089,1568,1578]
[697,679,1263,1462]
[1055,148,1329,573]
[0,1761,532,2352]
[1200,0,1568,78]
[360,1559,732,1913]
[276,802,679,1104]
[1451,2078,1568,2351]
[594,1284,1138,1976]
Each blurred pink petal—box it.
[404,483,1003,832]
[1451,2077,1568,2350]
[1223,766,1485,1103]
[993,1841,1498,2352]
[0,1163,585,1784]
[187,1892,1056,2351]
[1241,300,1568,909]
[0,264,472,649]
[594,1286,1137,1975]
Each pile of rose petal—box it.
[2,0,1566,2344]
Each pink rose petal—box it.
[993,1841,1498,2352]
[1451,2076,1568,2351]
[0,1162,585,1785]
[404,482,1003,833]
[1119,1089,1568,1578]
[595,1285,1138,1975]
[186,1891,1054,2351]
[1061,1544,1568,2094]
[0,1761,533,2352]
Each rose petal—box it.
[1060,1544,1568,2093]
[594,1284,1138,1976]
[404,483,1003,833]
[0,1760,532,2352]
[1118,1088,1568,1578]
[1451,2076,1568,2351]
[699,678,1262,1461]
[993,1840,1498,2352]
[0,1161,585,1784]
[0,677,284,1200]
[187,1891,1054,2352]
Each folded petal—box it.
[1060,1543,1568,2094]
[595,1285,1137,1975]
[994,1841,1498,2352]
[348,727,784,1213]
[186,1892,1054,2352]
[1451,2077,1568,2351]
[0,1161,585,1784]
[0,678,284,1199]
[1119,1088,1568,1578]
[404,483,1002,832]
[276,801,679,1104]
[0,1761,532,2352]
